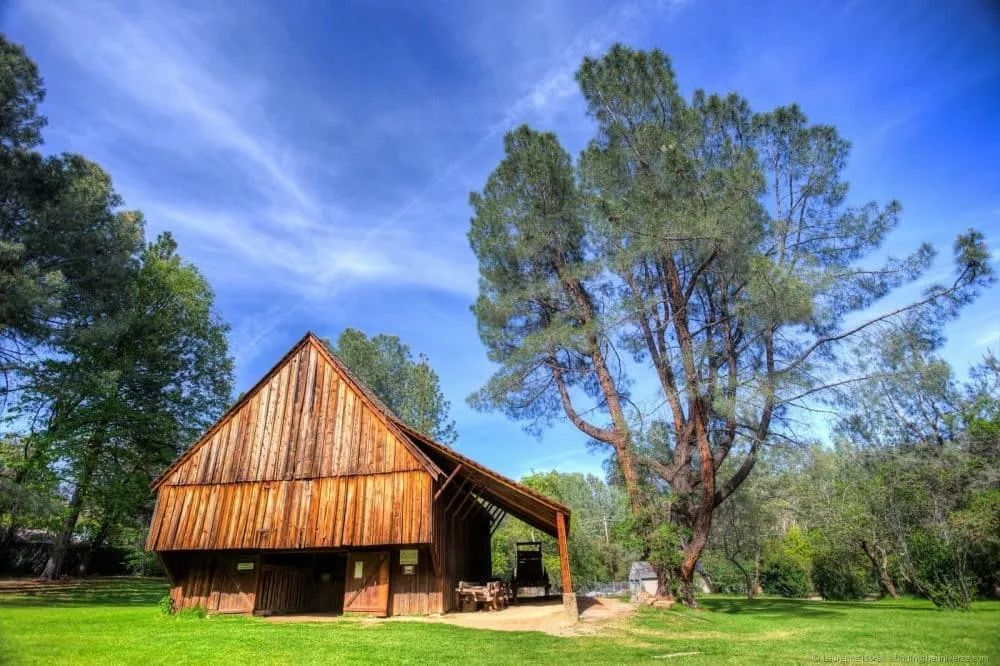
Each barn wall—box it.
[148,471,433,551]
[389,546,441,615]
[165,552,259,613]
[160,340,425,487]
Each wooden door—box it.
[343,551,390,616]
[213,555,258,613]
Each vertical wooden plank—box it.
[321,369,337,477]
[299,345,318,478]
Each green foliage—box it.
[126,549,164,578]
[467,43,992,604]
[0,36,233,578]
[779,526,814,575]
[760,551,810,598]
[332,328,456,444]
[811,552,873,601]
[491,471,635,589]
[158,594,174,615]
[699,553,746,595]
[905,529,977,611]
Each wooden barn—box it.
[146,332,574,618]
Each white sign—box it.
[353,561,364,579]
[237,562,254,571]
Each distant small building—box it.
[629,561,658,595]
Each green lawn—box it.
[0,578,996,664]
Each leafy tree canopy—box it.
[333,328,457,444]
[468,44,992,605]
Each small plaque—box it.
[402,565,415,576]
[399,549,419,565]
[237,562,254,571]
[354,561,364,579]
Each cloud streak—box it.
[20,1,476,299]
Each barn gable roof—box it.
[152,332,569,537]
[153,333,442,489]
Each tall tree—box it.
[27,233,233,578]
[468,45,992,605]
[333,328,457,444]
[1,36,144,554]
[0,36,141,398]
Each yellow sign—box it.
[399,549,419,565]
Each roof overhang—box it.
[395,422,570,537]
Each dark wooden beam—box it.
[434,463,464,501]
[443,477,470,515]
[490,511,507,536]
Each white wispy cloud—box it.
[19,0,474,298]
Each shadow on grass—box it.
[698,597,844,618]
[0,578,167,608]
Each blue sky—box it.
[3,0,998,479]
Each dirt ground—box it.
[430,596,635,636]
[268,596,636,636]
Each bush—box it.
[700,554,749,595]
[905,529,975,610]
[158,594,174,615]
[760,551,810,598]
[812,552,873,600]
[125,549,163,577]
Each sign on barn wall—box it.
[400,549,418,565]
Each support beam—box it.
[434,463,463,501]
[443,477,470,514]
[556,511,578,622]
[490,511,507,536]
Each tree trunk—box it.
[861,539,899,599]
[40,458,95,580]
[677,411,715,609]
[653,563,675,600]
[679,574,697,607]
[752,550,762,598]
[726,557,753,600]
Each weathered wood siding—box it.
[148,472,433,551]
[159,339,425,487]
[165,552,259,613]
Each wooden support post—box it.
[556,511,578,622]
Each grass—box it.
[0,578,997,664]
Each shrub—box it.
[158,594,174,615]
[125,548,163,577]
[760,551,810,598]
[905,529,975,610]
[812,552,872,600]
[700,554,750,595]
